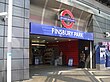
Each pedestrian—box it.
[79,51,85,68]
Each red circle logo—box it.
[60,10,75,28]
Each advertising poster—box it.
[100,48,106,64]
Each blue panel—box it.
[30,22,94,40]
[96,46,100,64]
[106,54,110,67]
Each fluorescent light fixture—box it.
[32,44,45,46]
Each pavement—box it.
[23,65,110,82]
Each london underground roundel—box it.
[59,9,75,28]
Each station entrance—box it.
[29,34,91,68]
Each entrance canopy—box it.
[30,22,93,40]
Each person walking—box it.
[79,51,86,68]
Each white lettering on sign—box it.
[52,28,73,36]
[74,32,83,38]
[52,28,84,38]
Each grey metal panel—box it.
[93,26,106,33]
[25,0,30,9]
[12,27,23,38]
[98,22,106,29]
[0,37,3,47]
[24,69,29,80]
[4,37,23,48]
[107,20,110,25]
[24,49,29,58]
[4,26,7,36]
[3,60,6,70]
[0,25,4,36]
[4,48,24,59]
[25,9,30,19]
[106,24,110,29]
[12,17,24,27]
[6,0,24,7]
[0,72,3,82]
[24,39,29,48]
[2,0,30,81]
[5,26,23,37]
[3,71,6,82]
[0,60,3,71]
[12,49,24,58]
[0,0,5,3]
[13,6,25,17]
[6,5,24,17]
[12,38,23,48]
[94,15,106,23]
[93,20,106,29]
[25,19,29,29]
[5,16,24,27]
[13,0,24,7]
[94,32,104,39]
[12,59,23,70]
[12,70,24,81]
[93,20,99,27]
[0,3,4,12]
[24,59,29,69]
[0,48,3,59]
[24,28,29,38]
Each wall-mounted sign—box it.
[59,9,75,28]
[104,32,110,37]
[30,22,93,40]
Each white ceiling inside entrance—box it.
[30,35,76,44]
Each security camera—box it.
[0,12,7,16]
[0,12,7,21]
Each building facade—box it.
[0,0,30,81]
[0,0,110,81]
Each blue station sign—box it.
[30,22,93,40]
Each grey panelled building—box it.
[0,0,30,82]
[0,0,110,82]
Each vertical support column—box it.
[90,41,92,69]
[7,0,13,82]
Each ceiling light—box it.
[42,40,46,41]
[54,38,58,40]
[68,39,71,41]
[32,40,37,42]
[32,44,45,46]
[37,36,40,38]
